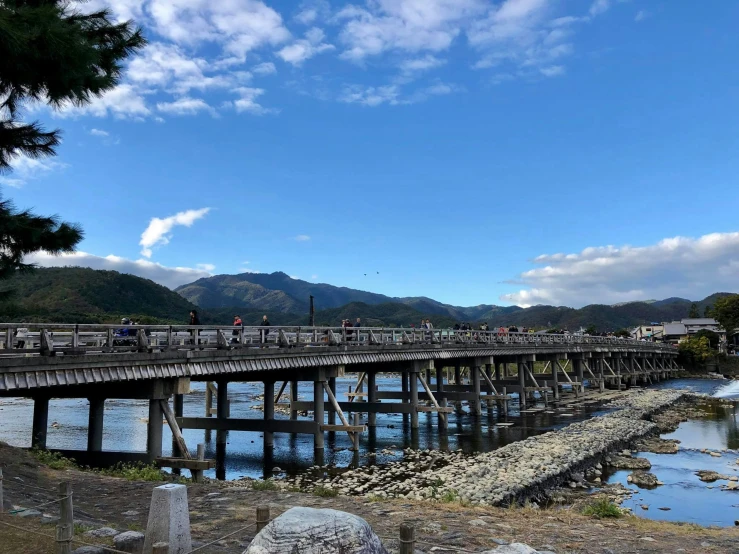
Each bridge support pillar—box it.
[216,381,228,480]
[454,361,461,385]
[290,381,299,420]
[550,357,560,401]
[436,365,447,430]
[629,357,637,386]
[87,397,105,453]
[409,365,420,429]
[367,372,377,427]
[264,381,275,449]
[484,363,494,408]
[313,378,325,451]
[327,377,336,426]
[598,358,605,392]
[470,363,481,416]
[32,396,49,450]
[147,399,163,462]
[517,358,527,410]
[401,370,409,424]
[495,361,501,382]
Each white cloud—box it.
[252,62,277,75]
[128,42,241,94]
[294,0,331,25]
[399,54,447,75]
[589,0,610,17]
[336,0,485,61]
[340,84,400,106]
[58,84,151,119]
[156,97,217,117]
[89,128,109,137]
[140,208,211,258]
[146,0,291,59]
[501,232,739,308]
[539,64,564,77]
[311,274,319,280]
[634,10,648,22]
[26,250,213,289]
[0,154,67,188]
[225,87,275,115]
[277,27,335,65]
[196,263,216,272]
[294,234,311,241]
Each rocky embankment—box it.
[284,390,684,506]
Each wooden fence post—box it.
[56,481,73,554]
[399,523,415,554]
[256,505,270,533]
[193,443,205,483]
[0,468,3,513]
[152,542,169,554]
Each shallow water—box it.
[0,377,605,480]
[603,378,739,527]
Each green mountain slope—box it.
[0,267,197,323]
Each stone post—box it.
[142,484,192,554]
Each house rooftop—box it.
[682,318,719,325]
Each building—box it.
[660,318,726,345]
[631,324,664,341]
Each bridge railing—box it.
[0,324,676,358]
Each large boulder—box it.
[244,507,388,554]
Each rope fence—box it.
[0,471,486,554]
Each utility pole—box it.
[309,295,315,327]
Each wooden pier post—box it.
[32,395,49,450]
[409,365,419,429]
[551,358,560,401]
[87,397,105,453]
[401,370,409,425]
[470,363,481,415]
[147,399,164,461]
[290,380,299,420]
[367,372,377,427]
[518,358,526,410]
[436,365,447,430]
[205,382,213,417]
[327,376,337,426]
[172,393,184,465]
[313,379,325,451]
[399,523,415,554]
[264,381,275,449]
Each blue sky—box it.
[6,0,739,308]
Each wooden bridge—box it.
[0,324,679,477]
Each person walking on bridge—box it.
[232,315,243,344]
[261,315,271,345]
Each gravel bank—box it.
[291,389,685,506]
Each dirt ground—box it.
[2,442,738,554]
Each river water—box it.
[0,378,604,479]
[1,377,738,526]
[601,378,739,527]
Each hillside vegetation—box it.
[0,267,731,330]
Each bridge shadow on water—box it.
[189,376,611,481]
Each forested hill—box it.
[0,267,731,330]
[0,267,197,323]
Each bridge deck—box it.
[0,325,675,393]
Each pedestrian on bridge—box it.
[261,315,271,345]
[232,315,243,343]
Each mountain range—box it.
[0,267,731,330]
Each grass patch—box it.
[313,486,338,498]
[251,479,279,491]
[98,462,166,482]
[582,498,623,519]
[440,490,459,503]
[73,523,91,535]
[29,449,77,470]
[126,522,144,532]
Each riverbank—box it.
[2,441,739,554]
[274,389,688,506]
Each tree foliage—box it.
[688,303,700,318]
[678,336,714,367]
[0,0,145,283]
[712,295,739,337]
